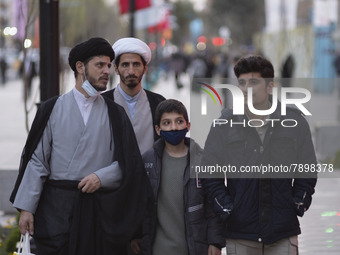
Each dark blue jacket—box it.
[201,103,317,244]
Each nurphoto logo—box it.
[199,83,312,128]
[198,82,222,115]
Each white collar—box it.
[118,84,142,103]
[73,87,98,104]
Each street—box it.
[0,71,339,254]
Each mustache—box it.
[99,75,109,80]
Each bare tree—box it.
[16,0,39,132]
[18,0,123,132]
[59,0,123,47]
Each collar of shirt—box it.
[245,101,272,143]
[245,101,272,123]
[73,87,98,125]
[117,84,142,120]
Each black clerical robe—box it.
[10,95,152,255]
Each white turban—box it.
[113,37,152,64]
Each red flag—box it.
[34,18,40,48]
[148,9,170,34]
[120,0,151,14]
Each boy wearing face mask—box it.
[136,99,225,255]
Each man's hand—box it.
[130,238,141,254]
[293,197,306,217]
[78,173,101,193]
[208,245,221,255]
[19,210,34,235]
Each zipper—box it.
[215,197,231,213]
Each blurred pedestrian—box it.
[102,37,165,155]
[334,53,340,77]
[224,55,240,108]
[169,51,187,89]
[10,37,151,255]
[281,55,295,87]
[216,53,230,80]
[0,56,8,85]
[188,54,206,92]
[201,55,317,255]
[26,60,37,98]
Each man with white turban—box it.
[102,37,165,155]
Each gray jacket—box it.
[141,137,225,255]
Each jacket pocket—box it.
[190,218,208,243]
[186,204,208,248]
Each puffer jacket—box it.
[141,137,225,255]
[201,103,317,244]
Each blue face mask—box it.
[160,127,188,145]
[81,80,99,97]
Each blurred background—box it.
[0,0,340,86]
[1,1,340,254]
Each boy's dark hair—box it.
[234,55,274,81]
[155,99,189,126]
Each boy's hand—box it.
[208,245,221,255]
[131,238,141,254]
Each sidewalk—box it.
[0,77,34,170]
[0,72,73,170]
[298,174,340,254]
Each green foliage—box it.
[334,149,340,169]
[0,214,20,254]
[0,245,6,255]
[4,227,20,253]
[0,225,9,255]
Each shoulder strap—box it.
[144,89,165,140]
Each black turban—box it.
[68,37,115,71]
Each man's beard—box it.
[119,71,143,88]
[85,70,107,92]
[126,82,138,89]
[92,83,106,92]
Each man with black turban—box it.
[10,37,152,255]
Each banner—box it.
[120,0,151,14]
[13,0,27,40]
[147,9,170,33]
[134,0,168,30]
